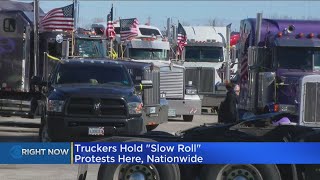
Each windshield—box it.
[54,64,131,86]
[185,46,224,62]
[75,39,106,58]
[129,48,169,60]
[276,47,320,70]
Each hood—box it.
[49,84,135,100]
[183,61,223,69]
[132,59,184,68]
[277,68,320,77]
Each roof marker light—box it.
[277,32,283,37]
[296,33,304,38]
[309,33,314,38]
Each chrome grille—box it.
[304,82,320,123]
[143,70,160,105]
[185,67,215,94]
[160,71,184,99]
[66,97,127,118]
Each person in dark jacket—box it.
[219,83,239,123]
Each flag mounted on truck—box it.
[177,22,187,55]
[120,18,139,41]
[106,5,116,39]
[39,3,74,32]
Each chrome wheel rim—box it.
[217,164,263,180]
[113,164,160,180]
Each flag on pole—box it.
[177,22,187,55]
[120,18,139,41]
[106,6,116,39]
[40,3,74,32]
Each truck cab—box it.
[180,26,233,113]
[238,16,320,126]
[36,59,150,141]
[111,22,201,122]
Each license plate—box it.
[149,107,156,114]
[168,109,176,117]
[88,127,104,136]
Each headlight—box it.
[47,100,64,112]
[128,102,143,115]
[186,88,197,95]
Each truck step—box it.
[201,107,216,115]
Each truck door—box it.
[0,12,30,92]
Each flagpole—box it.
[33,0,39,76]
[110,4,114,59]
[175,21,179,60]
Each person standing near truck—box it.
[218,83,239,123]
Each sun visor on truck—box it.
[128,40,170,50]
[274,38,320,47]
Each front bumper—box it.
[46,115,144,141]
[200,94,226,107]
[142,101,169,126]
[167,95,202,117]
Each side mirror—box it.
[231,47,237,63]
[61,40,70,59]
[30,76,42,85]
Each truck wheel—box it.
[200,164,281,180]
[97,137,180,180]
[183,115,194,122]
[98,164,180,180]
[146,124,159,131]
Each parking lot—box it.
[0,115,217,180]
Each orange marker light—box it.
[309,33,314,38]
[277,32,282,37]
[274,104,279,112]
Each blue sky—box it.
[22,1,320,31]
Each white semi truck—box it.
[112,22,202,122]
[174,25,238,113]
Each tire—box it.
[98,164,180,180]
[146,124,159,131]
[183,115,194,122]
[200,164,281,180]
[97,137,180,180]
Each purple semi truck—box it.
[237,13,320,126]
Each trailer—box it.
[237,13,320,126]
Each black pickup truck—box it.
[33,59,152,142]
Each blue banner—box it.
[0,142,319,164]
[73,142,320,164]
[0,143,71,164]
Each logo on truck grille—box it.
[93,102,101,113]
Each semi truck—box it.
[0,5,107,118]
[177,25,231,113]
[111,22,201,122]
[237,13,320,126]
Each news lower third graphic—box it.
[1,142,320,164]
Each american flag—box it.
[40,3,74,32]
[106,6,115,39]
[120,18,139,41]
[177,22,187,55]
